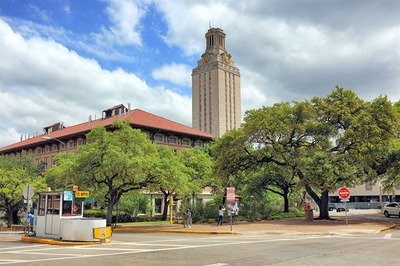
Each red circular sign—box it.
[338,187,350,199]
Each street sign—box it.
[75,191,90,198]
[227,187,235,203]
[338,187,350,199]
[63,191,73,201]
[83,197,95,203]
[23,185,35,200]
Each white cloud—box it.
[0,19,191,147]
[152,63,191,87]
[152,0,400,112]
[94,0,146,47]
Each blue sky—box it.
[0,0,399,147]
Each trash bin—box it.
[305,209,313,221]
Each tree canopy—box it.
[0,152,46,226]
[212,87,399,219]
[46,121,159,225]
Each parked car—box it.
[336,203,349,212]
[328,203,336,211]
[383,202,400,218]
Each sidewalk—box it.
[11,211,398,245]
[114,216,396,236]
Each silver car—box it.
[383,202,400,218]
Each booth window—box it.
[38,194,46,216]
[46,194,60,215]
[62,198,82,216]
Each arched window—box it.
[181,138,191,146]
[167,136,177,144]
[154,133,164,142]
[67,140,75,148]
[194,140,203,147]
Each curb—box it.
[113,227,237,235]
[378,223,396,233]
[21,236,106,245]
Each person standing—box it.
[26,211,34,235]
[186,208,192,228]
[217,205,225,226]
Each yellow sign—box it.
[93,227,112,240]
[75,191,89,198]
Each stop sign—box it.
[338,187,350,199]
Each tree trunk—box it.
[162,194,170,221]
[283,188,290,213]
[106,192,120,226]
[318,190,330,220]
[7,208,13,228]
[106,200,115,226]
[12,209,19,225]
[305,184,331,220]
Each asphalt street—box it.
[1,227,399,266]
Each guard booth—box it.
[35,191,106,241]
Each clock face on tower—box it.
[202,52,212,63]
[221,52,232,64]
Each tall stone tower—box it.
[192,28,241,138]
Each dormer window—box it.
[43,122,64,134]
[102,104,128,118]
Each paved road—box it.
[1,228,399,265]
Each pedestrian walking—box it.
[217,205,225,226]
[186,208,192,228]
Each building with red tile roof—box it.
[0,105,212,170]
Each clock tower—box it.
[192,28,241,137]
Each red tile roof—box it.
[0,109,212,153]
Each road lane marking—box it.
[8,251,86,257]
[0,244,46,251]
[75,247,153,251]
[105,242,196,247]
[0,236,328,264]
[0,260,28,265]
[0,247,68,253]
[383,234,392,239]
[204,263,228,266]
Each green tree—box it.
[46,122,158,225]
[366,100,400,192]
[178,147,215,202]
[149,146,192,220]
[213,87,398,219]
[0,152,46,227]
[118,191,150,217]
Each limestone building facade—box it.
[192,28,241,137]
